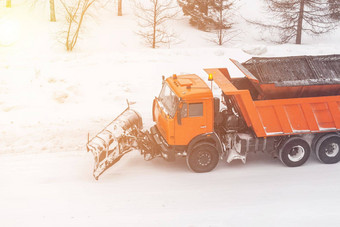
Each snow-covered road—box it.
[1,151,339,227]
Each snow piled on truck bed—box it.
[1,0,340,226]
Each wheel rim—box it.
[288,145,305,162]
[198,151,211,167]
[324,143,339,158]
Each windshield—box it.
[158,82,179,118]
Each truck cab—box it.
[152,74,215,147]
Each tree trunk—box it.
[6,0,11,8]
[50,0,57,22]
[201,0,209,16]
[296,0,305,44]
[118,0,122,16]
[152,0,157,48]
[218,3,223,45]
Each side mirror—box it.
[152,97,157,122]
[177,103,183,125]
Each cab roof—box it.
[166,74,213,100]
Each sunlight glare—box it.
[0,18,21,46]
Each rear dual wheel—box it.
[315,134,340,164]
[279,134,340,167]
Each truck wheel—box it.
[315,134,340,164]
[311,133,324,154]
[279,137,310,167]
[186,142,219,173]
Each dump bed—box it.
[253,95,340,136]
[205,63,340,138]
[236,55,340,99]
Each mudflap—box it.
[87,108,159,180]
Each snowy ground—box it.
[1,0,340,226]
[1,151,340,227]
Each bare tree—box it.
[60,0,97,51]
[210,0,236,45]
[135,0,179,48]
[328,0,340,20]
[6,0,11,8]
[248,0,339,44]
[210,27,240,46]
[50,0,56,22]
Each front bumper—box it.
[149,125,176,161]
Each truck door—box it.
[174,100,209,145]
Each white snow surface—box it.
[1,1,340,226]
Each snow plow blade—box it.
[87,108,148,180]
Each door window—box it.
[189,103,203,117]
[180,102,203,118]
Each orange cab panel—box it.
[154,74,214,146]
[174,99,214,145]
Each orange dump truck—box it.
[87,55,340,179]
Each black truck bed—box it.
[242,54,340,87]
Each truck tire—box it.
[315,134,340,164]
[186,142,219,173]
[279,137,310,167]
[311,133,324,154]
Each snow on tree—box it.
[177,0,213,30]
[60,0,98,51]
[328,0,340,20]
[249,0,339,44]
[209,0,236,45]
[177,0,236,34]
[135,0,179,48]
